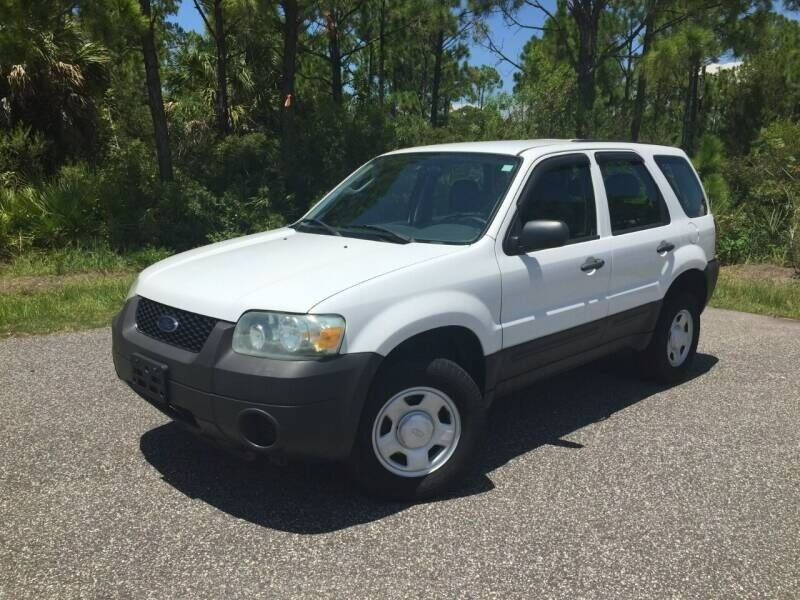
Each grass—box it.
[0,244,170,277]
[709,269,800,320]
[0,246,169,336]
[0,274,133,337]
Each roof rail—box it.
[570,139,643,144]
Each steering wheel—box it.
[439,214,486,227]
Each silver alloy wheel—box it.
[371,386,462,478]
[667,309,694,367]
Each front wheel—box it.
[639,291,701,383]
[348,358,487,501]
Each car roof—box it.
[383,139,568,156]
[382,139,686,158]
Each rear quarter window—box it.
[654,155,708,218]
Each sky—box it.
[173,1,799,93]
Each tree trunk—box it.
[280,0,299,188]
[139,0,173,181]
[326,8,343,104]
[363,3,373,101]
[630,11,654,141]
[213,0,230,135]
[572,7,598,138]
[430,28,444,127]
[623,36,633,103]
[366,44,374,101]
[378,0,386,106]
[681,55,701,154]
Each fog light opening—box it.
[238,409,278,449]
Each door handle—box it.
[581,257,605,272]
[657,241,675,254]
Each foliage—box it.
[0,0,798,269]
[722,120,800,269]
[0,3,111,170]
[0,126,48,186]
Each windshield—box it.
[295,152,522,244]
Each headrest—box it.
[449,179,482,212]
[567,175,584,198]
[605,173,641,198]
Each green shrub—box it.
[0,126,48,186]
[206,132,278,197]
[151,174,218,249]
[99,140,160,249]
[0,184,46,255]
[721,120,800,267]
[38,164,105,246]
[1,164,106,255]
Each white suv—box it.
[113,140,718,500]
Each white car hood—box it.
[133,228,459,322]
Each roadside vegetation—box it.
[0,245,174,336]
[0,245,170,278]
[1,1,799,335]
[0,275,132,337]
[710,267,800,321]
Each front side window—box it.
[296,153,521,244]
[654,155,708,218]
[597,154,670,235]
[517,156,597,243]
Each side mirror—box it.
[514,219,569,254]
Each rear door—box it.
[594,151,682,316]
[496,153,612,379]
[653,153,716,260]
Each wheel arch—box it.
[666,267,708,310]
[376,325,489,394]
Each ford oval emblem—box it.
[157,314,180,333]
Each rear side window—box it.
[518,155,597,243]
[654,155,708,218]
[597,153,670,235]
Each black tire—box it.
[639,291,701,383]
[347,358,487,501]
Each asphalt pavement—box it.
[1,308,799,599]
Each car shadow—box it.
[139,352,718,534]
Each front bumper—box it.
[112,297,381,460]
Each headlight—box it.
[232,311,345,360]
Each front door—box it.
[496,153,612,381]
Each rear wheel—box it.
[348,358,486,501]
[639,291,700,383]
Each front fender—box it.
[343,290,500,357]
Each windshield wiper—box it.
[293,218,341,236]
[343,224,414,244]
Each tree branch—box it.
[192,0,217,41]
[513,1,576,66]
[479,34,523,71]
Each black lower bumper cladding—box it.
[705,258,720,307]
[112,297,381,460]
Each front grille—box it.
[135,297,218,353]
